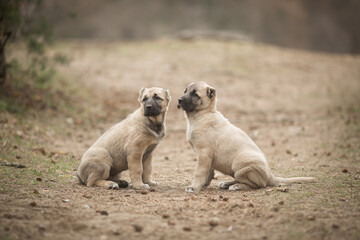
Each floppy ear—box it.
[206,87,216,99]
[138,87,145,102]
[163,89,171,102]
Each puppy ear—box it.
[163,89,171,102]
[206,87,216,99]
[138,87,145,102]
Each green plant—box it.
[0,0,61,87]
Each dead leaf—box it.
[97,210,108,216]
[133,224,143,232]
[183,227,192,231]
[276,187,289,192]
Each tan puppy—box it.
[77,87,171,189]
[177,82,314,192]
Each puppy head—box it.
[138,87,171,117]
[177,81,216,113]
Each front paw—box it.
[145,181,158,187]
[185,186,201,193]
[218,182,229,189]
[132,183,150,190]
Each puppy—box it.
[177,81,314,192]
[77,87,171,189]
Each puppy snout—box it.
[177,98,183,109]
[146,105,153,110]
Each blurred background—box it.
[47,0,360,54]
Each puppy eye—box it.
[154,96,163,101]
[142,97,148,102]
[190,89,197,96]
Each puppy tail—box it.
[268,174,315,186]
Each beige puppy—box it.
[177,82,314,192]
[77,87,171,189]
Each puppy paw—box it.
[228,184,241,191]
[132,183,150,190]
[108,182,120,190]
[218,182,230,189]
[185,186,200,193]
[145,181,158,187]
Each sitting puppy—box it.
[77,87,171,189]
[177,81,314,192]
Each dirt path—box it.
[1,40,360,240]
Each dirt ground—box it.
[1,39,360,240]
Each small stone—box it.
[222,197,229,201]
[286,149,292,155]
[16,130,24,137]
[162,214,169,219]
[332,224,339,229]
[62,199,70,203]
[30,201,37,207]
[209,217,220,227]
[248,203,254,208]
[164,156,169,160]
[307,215,315,221]
[15,155,21,159]
[36,177,42,182]
[97,210,108,216]
[140,190,148,195]
[278,200,284,205]
[133,224,143,232]
[271,207,279,212]
[342,169,348,173]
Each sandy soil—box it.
[1,39,360,240]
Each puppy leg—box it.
[80,148,119,189]
[128,152,149,190]
[218,180,238,189]
[142,154,158,186]
[233,166,268,191]
[93,179,119,189]
[186,150,212,192]
[204,168,215,187]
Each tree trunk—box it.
[0,45,6,85]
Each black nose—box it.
[146,105,152,110]
[178,98,183,104]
